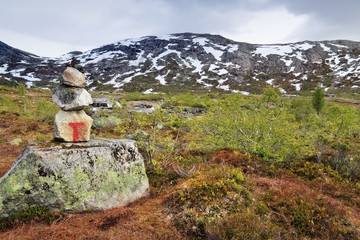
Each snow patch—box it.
[254,42,313,62]
[282,58,293,67]
[151,47,182,70]
[156,34,180,41]
[292,83,302,91]
[320,43,331,52]
[239,91,250,96]
[84,51,125,64]
[193,37,209,46]
[0,64,8,74]
[218,68,228,75]
[329,43,348,48]
[278,88,287,94]
[9,68,41,81]
[187,57,204,72]
[118,37,146,46]
[266,79,275,86]
[227,44,239,52]
[203,46,223,61]
[196,76,213,87]
[142,88,159,94]
[254,45,293,57]
[217,85,230,91]
[128,50,146,66]
[155,70,171,85]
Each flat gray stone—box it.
[0,139,149,218]
[52,85,93,111]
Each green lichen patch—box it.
[0,139,149,218]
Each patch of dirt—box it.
[0,112,52,177]
[0,144,23,177]
[0,193,186,240]
[0,112,52,143]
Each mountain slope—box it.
[1,33,360,93]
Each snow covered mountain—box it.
[1,33,360,94]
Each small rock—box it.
[54,110,93,142]
[52,85,93,111]
[62,67,86,87]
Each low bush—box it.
[0,206,60,231]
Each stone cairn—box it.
[0,63,150,218]
[52,65,93,142]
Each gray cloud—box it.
[0,0,359,56]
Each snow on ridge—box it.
[320,43,331,52]
[187,57,204,72]
[254,45,293,57]
[84,50,126,65]
[105,73,122,85]
[218,69,228,75]
[56,53,75,64]
[0,64,8,74]
[155,70,171,85]
[155,34,180,41]
[282,58,293,67]
[295,42,314,51]
[208,64,228,75]
[193,37,209,46]
[9,68,41,81]
[329,43,348,48]
[118,37,147,47]
[128,50,146,66]
[227,44,239,52]
[203,46,223,61]
[114,72,144,88]
[196,75,213,88]
[151,47,183,70]
[254,42,314,60]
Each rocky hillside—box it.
[1,33,360,94]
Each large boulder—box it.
[62,67,86,87]
[0,139,149,218]
[52,85,93,111]
[54,110,93,142]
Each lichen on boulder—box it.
[0,139,149,218]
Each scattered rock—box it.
[52,85,93,111]
[54,110,93,142]
[62,67,86,87]
[0,139,149,218]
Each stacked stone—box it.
[53,67,93,142]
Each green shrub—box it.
[0,206,60,231]
[312,86,325,115]
[33,99,58,123]
[163,93,214,108]
[166,166,250,238]
[192,92,310,161]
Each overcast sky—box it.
[1,0,359,57]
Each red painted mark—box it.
[68,122,86,141]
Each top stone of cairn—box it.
[62,67,86,87]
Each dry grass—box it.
[0,183,186,240]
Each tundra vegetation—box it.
[0,84,359,239]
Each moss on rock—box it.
[0,139,149,218]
